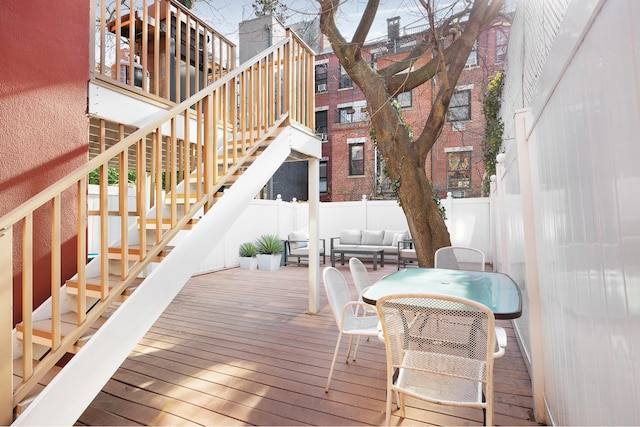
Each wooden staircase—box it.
[2,30,316,425]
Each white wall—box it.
[499,0,640,424]
[88,188,493,273]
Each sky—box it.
[193,0,428,46]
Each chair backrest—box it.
[376,293,496,389]
[434,246,485,271]
[322,267,356,327]
[348,257,370,297]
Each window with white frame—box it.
[465,42,478,68]
[448,89,471,122]
[337,101,367,123]
[496,30,508,63]
[319,161,327,193]
[315,63,328,92]
[446,148,472,191]
[348,139,365,176]
[339,64,352,89]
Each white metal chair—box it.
[348,257,377,315]
[376,293,506,426]
[433,246,506,347]
[322,267,380,392]
[434,246,486,271]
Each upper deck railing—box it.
[93,0,236,103]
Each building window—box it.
[315,64,328,92]
[349,142,365,176]
[337,101,367,123]
[396,91,412,108]
[319,161,327,193]
[446,150,471,191]
[465,42,478,68]
[339,64,352,89]
[315,110,328,140]
[448,89,471,122]
[496,30,508,63]
[338,107,354,123]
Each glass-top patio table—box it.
[362,267,522,319]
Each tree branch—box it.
[351,0,379,54]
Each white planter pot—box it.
[257,253,282,271]
[239,257,258,270]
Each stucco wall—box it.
[0,1,90,325]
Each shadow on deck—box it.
[77,263,543,426]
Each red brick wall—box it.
[316,25,505,201]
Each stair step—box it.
[16,312,107,353]
[13,359,63,415]
[164,193,199,204]
[66,275,144,299]
[107,244,173,261]
[138,217,198,230]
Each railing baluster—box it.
[77,178,87,323]
[21,215,33,374]
[51,195,61,351]
[0,225,13,425]
[119,125,129,278]
[141,0,149,93]
[137,138,147,261]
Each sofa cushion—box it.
[383,230,405,246]
[392,232,410,248]
[290,246,325,256]
[361,230,385,246]
[340,229,362,245]
[288,231,308,249]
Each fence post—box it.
[495,152,509,274]
[515,108,546,423]
[0,226,13,425]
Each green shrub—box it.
[255,234,283,254]
[238,242,258,257]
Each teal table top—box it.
[362,268,522,319]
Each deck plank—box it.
[77,264,543,426]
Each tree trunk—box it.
[362,74,451,267]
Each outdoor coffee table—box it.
[331,248,385,270]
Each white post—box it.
[307,158,320,313]
[489,175,498,272]
[495,152,509,274]
[361,194,368,229]
[515,108,546,423]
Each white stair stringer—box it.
[12,127,297,426]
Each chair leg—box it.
[345,335,354,361]
[385,386,394,426]
[325,332,343,392]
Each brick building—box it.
[315,17,509,201]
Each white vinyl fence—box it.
[87,187,492,274]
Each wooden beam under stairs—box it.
[66,275,144,300]
[16,312,107,354]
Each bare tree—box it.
[317,0,504,266]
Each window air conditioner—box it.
[452,121,465,131]
[317,83,327,92]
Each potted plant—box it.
[255,234,284,271]
[238,241,258,270]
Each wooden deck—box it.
[76,263,543,426]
